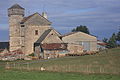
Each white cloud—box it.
[0,0,120,40]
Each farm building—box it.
[6,4,98,60]
[62,32,97,53]
[34,29,68,59]
[97,40,107,50]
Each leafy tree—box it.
[72,25,90,34]
[107,33,117,48]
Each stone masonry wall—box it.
[9,15,24,51]
[24,25,51,55]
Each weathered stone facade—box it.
[8,4,52,55]
[8,4,98,58]
[67,43,83,54]
[8,4,24,51]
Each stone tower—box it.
[8,4,25,51]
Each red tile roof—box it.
[41,43,67,50]
[97,43,107,46]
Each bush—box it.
[28,53,35,57]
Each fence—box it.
[5,62,120,74]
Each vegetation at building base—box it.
[28,53,35,57]
[72,25,90,34]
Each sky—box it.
[0,0,120,41]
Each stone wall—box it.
[42,30,63,44]
[9,15,24,51]
[24,25,51,55]
[67,44,83,54]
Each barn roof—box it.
[62,31,96,38]
[8,4,24,10]
[35,29,52,43]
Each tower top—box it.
[8,4,25,17]
[8,4,24,10]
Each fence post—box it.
[5,62,10,69]
[27,62,29,70]
[87,65,89,73]
[13,63,16,69]
[100,66,102,73]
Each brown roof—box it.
[97,43,107,46]
[21,12,52,25]
[41,43,67,50]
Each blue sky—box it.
[0,0,120,41]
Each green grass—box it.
[0,68,120,80]
[0,48,120,80]
[9,48,120,74]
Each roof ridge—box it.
[62,31,96,38]
[21,12,51,24]
[21,13,38,23]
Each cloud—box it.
[0,0,120,41]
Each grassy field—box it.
[0,65,120,80]
[0,48,120,80]
[8,48,120,74]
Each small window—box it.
[21,25,25,27]
[35,30,38,35]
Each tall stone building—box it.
[8,4,25,52]
[8,4,97,58]
[8,4,55,55]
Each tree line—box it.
[103,31,120,48]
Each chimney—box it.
[42,12,48,19]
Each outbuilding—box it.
[62,32,97,53]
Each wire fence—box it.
[5,62,120,74]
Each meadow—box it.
[0,48,120,80]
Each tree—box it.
[102,38,108,43]
[72,25,90,34]
[107,33,117,48]
[116,31,120,45]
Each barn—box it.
[62,32,97,53]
